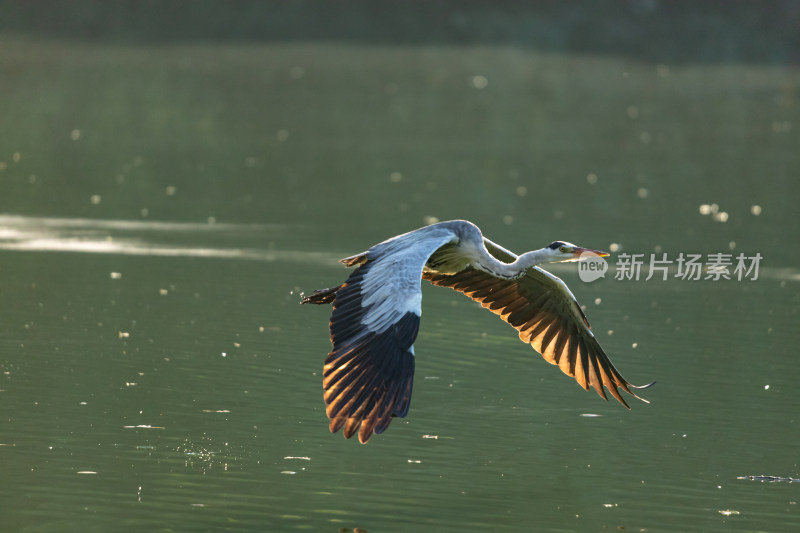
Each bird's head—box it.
[544,241,610,263]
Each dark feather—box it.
[423,244,649,408]
[323,262,419,443]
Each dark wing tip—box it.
[323,314,418,444]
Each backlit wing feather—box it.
[323,227,458,443]
[423,238,647,407]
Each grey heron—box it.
[302,219,651,443]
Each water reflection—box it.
[0,215,336,264]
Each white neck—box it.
[473,247,555,279]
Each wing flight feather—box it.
[423,238,648,407]
[323,227,458,443]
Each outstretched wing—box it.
[423,238,649,407]
[324,227,458,443]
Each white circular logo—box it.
[578,251,608,282]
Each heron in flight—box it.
[302,220,651,443]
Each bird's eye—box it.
[559,246,568,253]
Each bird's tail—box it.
[300,284,344,305]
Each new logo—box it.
[578,251,608,282]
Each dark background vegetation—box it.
[2,0,799,64]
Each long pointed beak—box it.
[573,247,609,258]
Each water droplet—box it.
[471,75,488,89]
